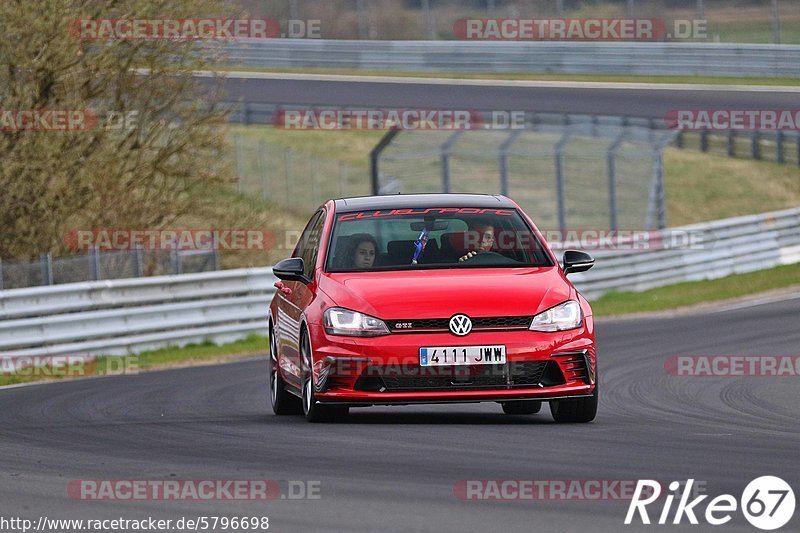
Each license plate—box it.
[419,345,506,367]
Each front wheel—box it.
[300,329,348,423]
[269,323,302,415]
[549,382,598,423]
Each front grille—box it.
[354,361,559,392]
[389,315,532,333]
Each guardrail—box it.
[568,206,800,298]
[220,40,800,77]
[1,207,798,358]
[0,268,274,357]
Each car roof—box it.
[333,193,515,211]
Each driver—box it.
[459,224,494,262]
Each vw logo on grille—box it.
[449,314,473,336]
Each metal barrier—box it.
[220,40,800,77]
[0,268,274,357]
[1,207,798,358]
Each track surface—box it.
[219,75,800,117]
[1,296,798,532]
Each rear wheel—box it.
[300,328,348,423]
[550,382,598,423]
[500,401,542,415]
[269,323,302,415]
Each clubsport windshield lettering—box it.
[327,208,552,272]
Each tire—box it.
[300,328,349,423]
[269,323,302,415]
[500,401,542,415]
[549,382,598,423]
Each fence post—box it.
[234,134,244,193]
[357,0,368,39]
[727,130,736,157]
[627,0,635,17]
[132,247,142,277]
[40,253,53,286]
[370,127,401,195]
[0,258,3,290]
[171,248,181,275]
[700,129,709,152]
[752,131,761,160]
[607,132,626,232]
[554,132,571,234]
[259,140,269,199]
[89,247,100,281]
[498,129,524,197]
[311,156,320,206]
[422,0,434,40]
[772,0,781,44]
[556,0,564,16]
[284,150,292,208]
[211,232,219,271]
[441,131,465,194]
[339,161,348,198]
[776,131,785,164]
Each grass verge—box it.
[591,262,800,317]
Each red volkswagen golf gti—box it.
[268,194,597,423]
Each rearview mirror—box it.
[563,250,594,275]
[410,221,449,231]
[273,257,307,282]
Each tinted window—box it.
[327,207,552,272]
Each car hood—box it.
[319,267,572,320]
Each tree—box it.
[0,0,234,259]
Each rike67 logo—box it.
[626,477,795,530]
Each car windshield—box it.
[326,207,553,272]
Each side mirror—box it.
[273,257,307,282]
[563,250,594,275]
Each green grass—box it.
[221,66,800,87]
[592,262,800,317]
[0,334,268,387]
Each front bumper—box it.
[307,319,596,405]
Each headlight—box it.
[323,307,390,337]
[529,300,583,332]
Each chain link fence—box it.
[231,134,371,213]
[0,249,217,290]
[241,0,795,44]
[375,114,678,231]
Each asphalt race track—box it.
[217,73,800,118]
[1,296,798,532]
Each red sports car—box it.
[268,194,597,422]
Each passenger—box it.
[342,233,377,269]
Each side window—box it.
[294,210,325,279]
